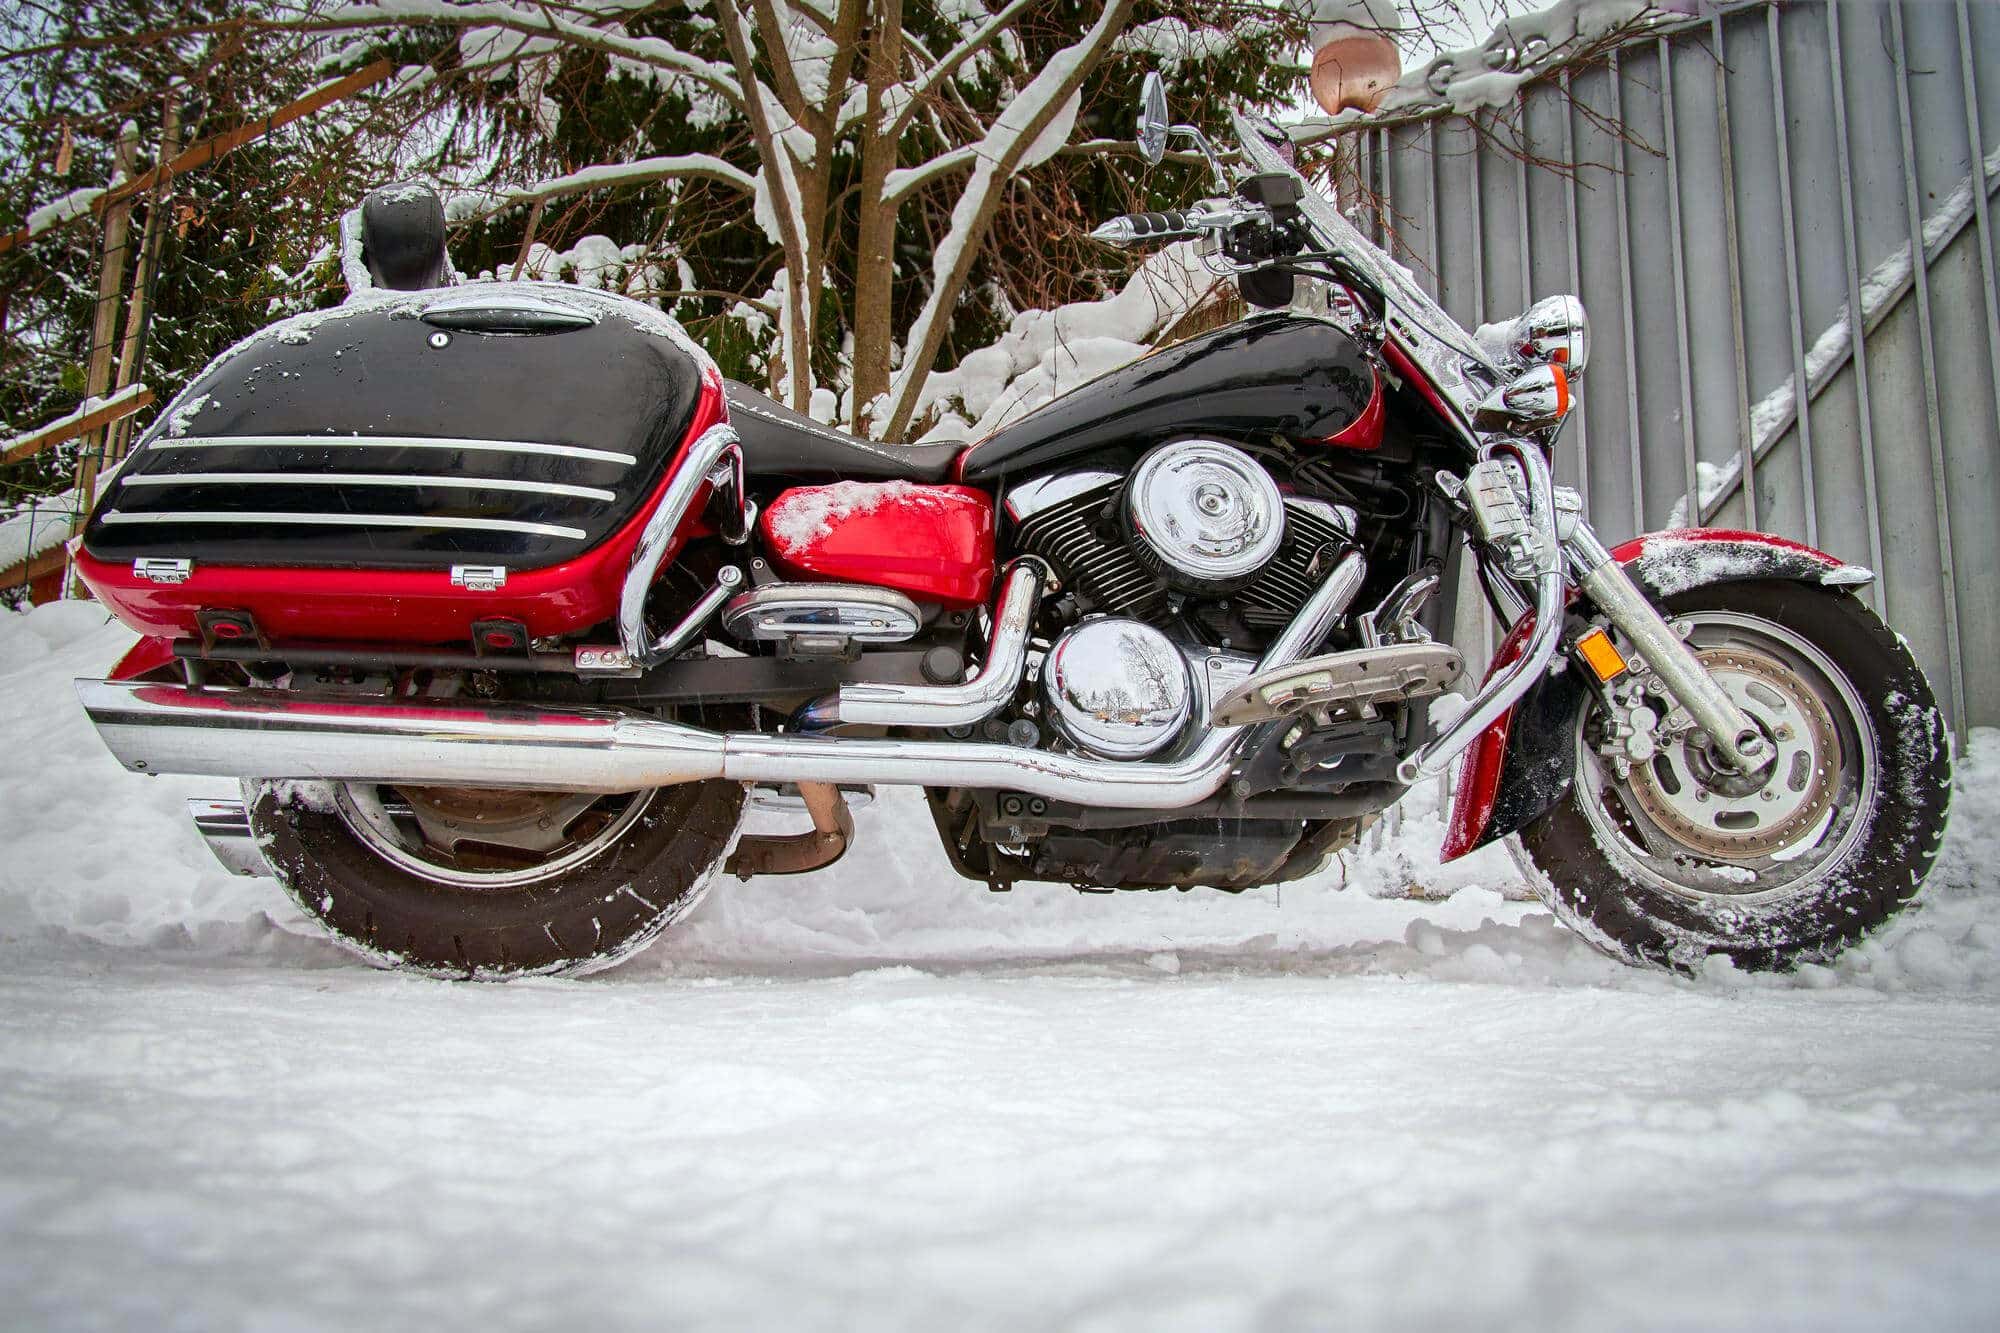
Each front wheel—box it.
[246,778,745,978]
[1514,579,1950,972]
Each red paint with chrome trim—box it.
[762,482,996,607]
[1439,612,1536,862]
[1310,366,1386,450]
[73,374,728,644]
[1438,528,1850,861]
[1383,338,1457,424]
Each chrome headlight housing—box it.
[1489,294,1589,377]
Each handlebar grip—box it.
[1090,209,1203,247]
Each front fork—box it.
[1561,521,1771,774]
[1399,441,1770,785]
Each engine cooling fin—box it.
[1011,478,1167,619]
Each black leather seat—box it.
[726,380,960,483]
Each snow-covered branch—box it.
[465,154,756,218]
[310,1,745,106]
[886,0,1035,139]
[883,0,1135,439]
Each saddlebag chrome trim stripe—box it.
[121,472,617,503]
[153,435,638,466]
[98,511,589,540]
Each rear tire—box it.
[1515,580,1950,973]
[247,779,744,979]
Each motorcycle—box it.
[71,77,1950,979]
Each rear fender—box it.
[1438,529,1872,862]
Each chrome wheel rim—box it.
[1575,611,1876,904]
[334,783,653,890]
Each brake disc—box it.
[1623,646,1842,860]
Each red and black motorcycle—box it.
[74,89,1950,979]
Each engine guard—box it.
[1439,529,1873,862]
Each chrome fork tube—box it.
[1564,523,1770,772]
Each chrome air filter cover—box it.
[1122,439,1286,592]
[1041,618,1194,760]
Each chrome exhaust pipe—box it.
[78,678,1246,807]
[797,559,1044,729]
[76,546,1370,808]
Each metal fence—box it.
[1351,0,2000,737]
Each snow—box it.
[3,603,1998,1326]
[765,479,937,549]
[915,243,1224,442]
[21,184,105,237]
[0,382,152,462]
[1303,0,1681,127]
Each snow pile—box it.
[914,243,1225,443]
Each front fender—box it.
[1438,529,1871,862]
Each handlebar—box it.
[1088,209,1204,247]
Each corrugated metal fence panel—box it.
[1356,0,2000,736]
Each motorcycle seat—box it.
[726,380,961,483]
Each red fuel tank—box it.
[761,481,996,607]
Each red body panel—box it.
[1383,338,1458,425]
[762,482,997,607]
[1437,529,1849,862]
[1313,366,1386,450]
[110,635,179,681]
[1439,612,1536,862]
[74,374,727,645]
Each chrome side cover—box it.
[1041,619,1193,759]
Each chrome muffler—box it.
[76,547,1369,809]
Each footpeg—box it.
[1211,643,1463,727]
[721,583,922,651]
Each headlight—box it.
[1506,294,1589,376]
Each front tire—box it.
[247,779,745,979]
[1515,579,1950,972]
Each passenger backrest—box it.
[359,184,450,291]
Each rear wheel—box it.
[246,778,744,978]
[1514,580,1950,972]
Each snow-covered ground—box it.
[2,601,1996,1331]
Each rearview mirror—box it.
[1137,72,1168,166]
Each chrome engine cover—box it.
[1122,439,1286,592]
[1041,618,1194,760]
